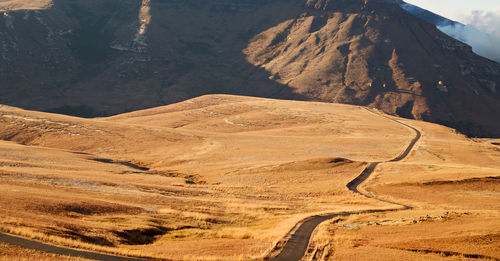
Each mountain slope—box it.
[0,0,499,136]
[397,1,457,27]
[245,0,500,137]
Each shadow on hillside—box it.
[0,0,309,117]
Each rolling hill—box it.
[0,95,498,260]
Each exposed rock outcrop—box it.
[0,0,499,137]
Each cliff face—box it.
[0,0,144,115]
[246,0,500,136]
[0,0,499,136]
[0,0,305,117]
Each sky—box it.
[404,0,500,37]
[403,1,500,62]
[403,0,500,22]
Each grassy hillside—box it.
[0,95,498,260]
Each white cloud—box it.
[438,23,500,63]
[462,10,500,38]
[437,10,500,63]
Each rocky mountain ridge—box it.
[0,0,499,136]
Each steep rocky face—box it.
[0,0,305,117]
[0,0,146,115]
[0,0,499,136]
[246,0,500,136]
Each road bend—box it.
[0,109,420,261]
[269,109,421,261]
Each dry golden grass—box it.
[0,95,498,260]
[316,211,500,261]
[0,0,52,11]
[306,115,500,261]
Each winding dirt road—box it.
[0,233,148,261]
[269,110,421,261]
[0,109,420,261]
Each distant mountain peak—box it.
[398,1,457,27]
[0,0,499,137]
